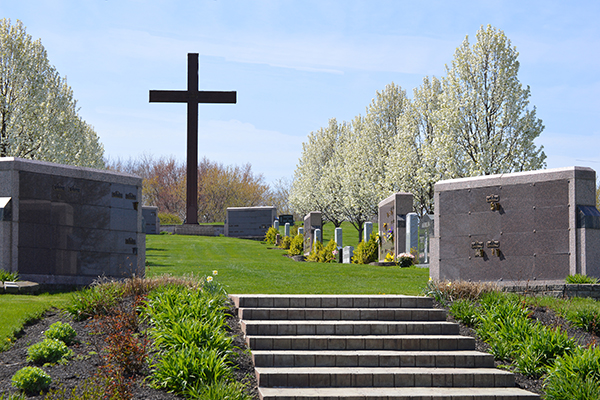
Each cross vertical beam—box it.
[149,53,236,224]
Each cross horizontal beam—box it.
[149,90,237,104]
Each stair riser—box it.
[242,322,459,336]
[253,354,494,368]
[239,308,447,321]
[232,295,433,309]
[256,372,514,388]
[247,336,475,351]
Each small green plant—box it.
[352,232,379,264]
[27,338,72,365]
[264,226,279,245]
[66,281,124,321]
[189,381,252,400]
[0,268,19,282]
[44,321,77,345]
[565,274,599,284]
[449,299,480,327]
[569,308,600,336]
[158,213,182,225]
[544,345,600,400]
[287,234,304,256]
[11,366,52,394]
[307,239,337,263]
[279,235,292,250]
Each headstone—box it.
[418,214,434,264]
[431,166,600,283]
[284,223,290,237]
[0,157,144,286]
[303,211,322,255]
[343,246,354,264]
[279,214,294,226]
[298,227,304,236]
[224,206,277,239]
[273,220,279,230]
[142,206,159,234]
[334,227,343,248]
[378,193,414,261]
[406,213,419,259]
[314,228,322,245]
[363,222,373,243]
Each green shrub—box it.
[544,345,600,400]
[65,282,124,321]
[27,338,72,365]
[569,308,600,336]
[306,240,324,262]
[264,226,279,245]
[158,213,182,225]
[287,234,304,256]
[566,273,599,284]
[352,232,379,264]
[0,268,19,282]
[279,235,292,250]
[449,299,480,327]
[11,366,52,394]
[44,321,77,345]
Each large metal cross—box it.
[149,53,236,225]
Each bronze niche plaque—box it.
[486,194,500,211]
[486,240,500,249]
[471,241,484,249]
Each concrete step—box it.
[255,367,515,388]
[251,350,495,368]
[246,335,475,351]
[258,387,540,400]
[238,307,447,321]
[231,294,433,309]
[241,320,459,336]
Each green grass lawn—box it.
[277,221,377,249]
[0,292,72,351]
[147,234,427,295]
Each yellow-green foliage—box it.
[159,213,182,225]
[287,234,304,256]
[352,233,379,264]
[264,227,279,245]
[307,239,337,263]
[279,235,292,250]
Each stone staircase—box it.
[230,294,540,400]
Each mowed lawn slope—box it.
[146,234,429,295]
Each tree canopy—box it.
[290,25,546,229]
[0,19,104,168]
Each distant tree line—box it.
[290,25,546,239]
[107,155,293,223]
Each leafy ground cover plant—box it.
[66,281,124,321]
[11,366,51,394]
[565,273,599,284]
[44,321,77,345]
[544,345,600,400]
[0,269,18,282]
[26,338,72,365]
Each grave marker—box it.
[378,192,414,261]
[225,206,277,239]
[303,211,322,255]
[431,166,600,282]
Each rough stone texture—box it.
[431,166,599,283]
[0,157,144,286]
[378,193,413,261]
[225,206,277,239]
[303,211,322,255]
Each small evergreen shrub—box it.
[287,234,304,256]
[352,232,379,264]
[307,239,338,263]
[27,338,72,365]
[158,213,182,225]
[306,240,324,262]
[44,321,77,345]
[565,274,599,284]
[11,366,51,394]
[279,235,292,250]
[264,226,279,245]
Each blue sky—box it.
[1,1,599,185]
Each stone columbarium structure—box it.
[431,166,599,283]
[0,157,145,286]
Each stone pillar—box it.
[363,222,373,242]
[334,227,343,248]
[406,213,419,256]
[314,228,322,244]
[284,223,290,237]
[298,227,304,236]
[343,246,354,264]
[273,220,279,230]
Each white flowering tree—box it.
[0,19,104,168]
[441,25,545,176]
[289,118,345,226]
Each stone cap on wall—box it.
[0,157,142,186]
[435,166,595,191]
